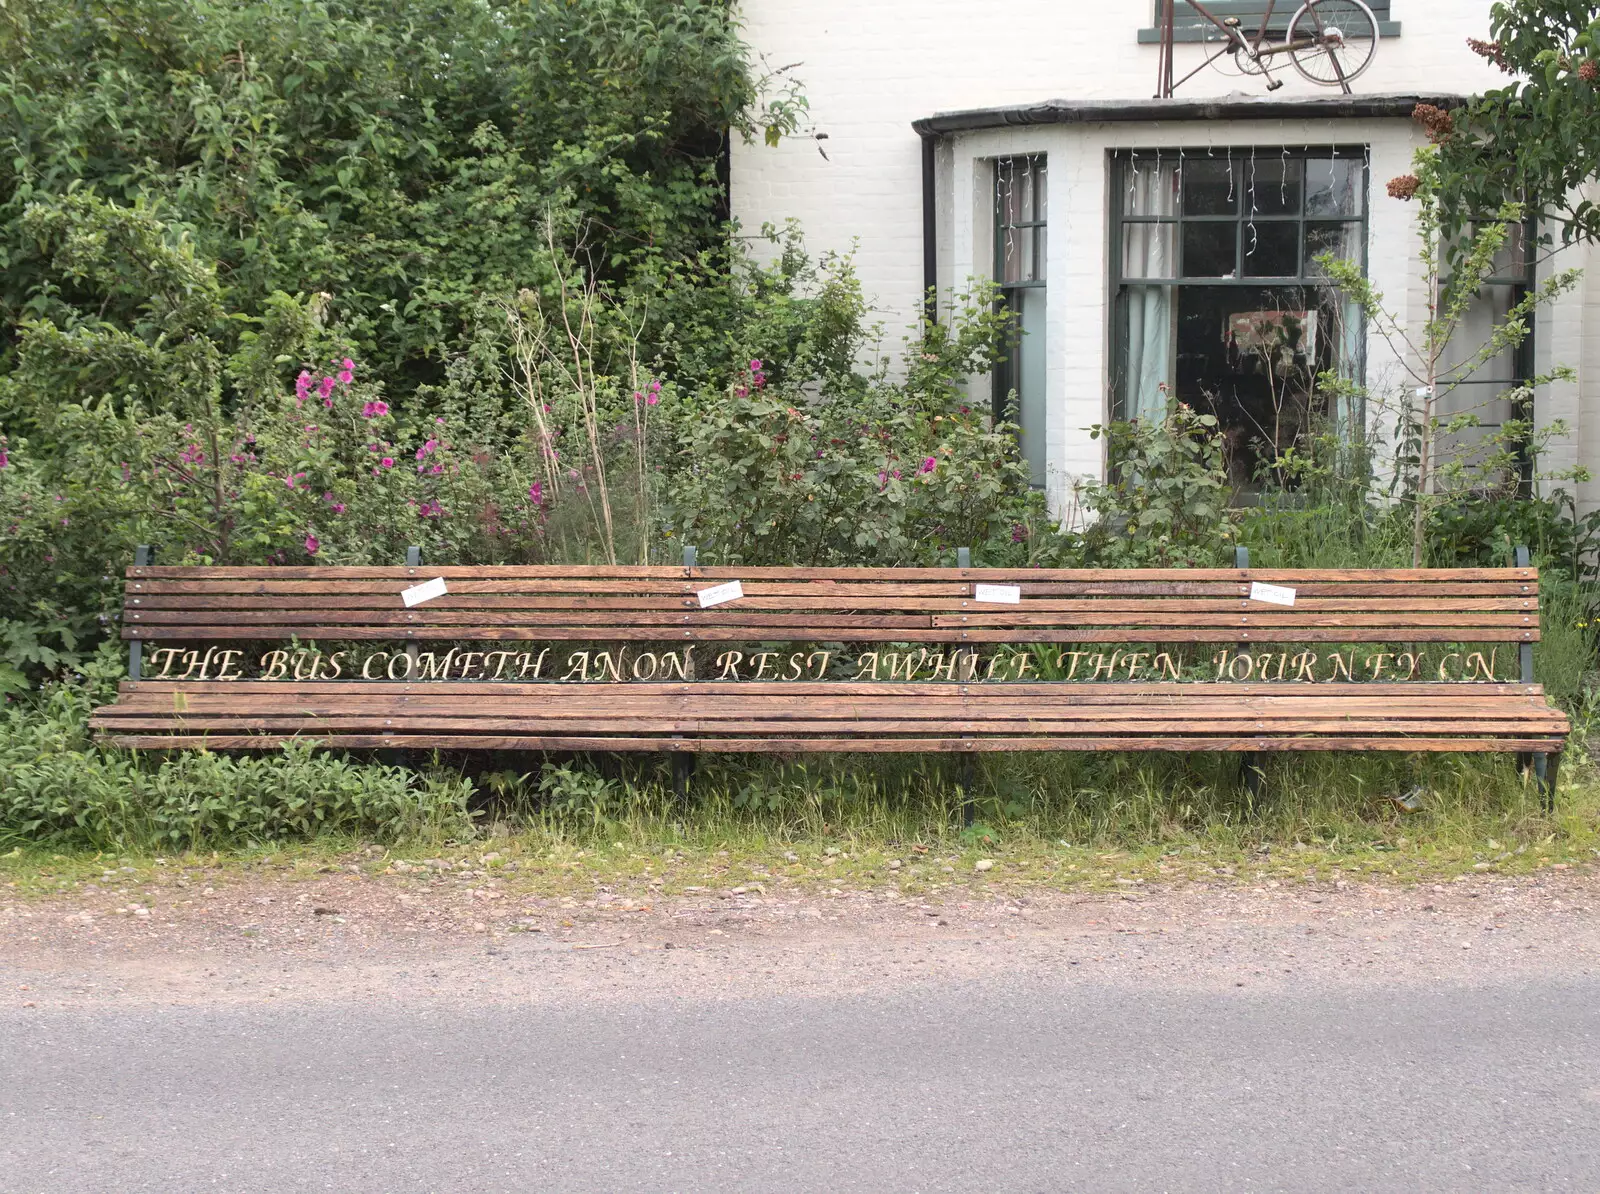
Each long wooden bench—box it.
[90,546,1569,800]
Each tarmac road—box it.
[5,874,1600,1191]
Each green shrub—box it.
[0,673,473,850]
[1076,399,1237,567]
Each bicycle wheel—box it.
[1288,0,1378,86]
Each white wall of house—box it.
[730,1,1598,519]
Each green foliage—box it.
[1434,3,1600,249]
[1077,399,1238,567]
[537,763,622,829]
[659,261,1053,566]
[0,0,793,389]
[0,666,473,850]
[1316,152,1583,566]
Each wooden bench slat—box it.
[124,610,1537,630]
[99,735,1567,753]
[95,719,1567,738]
[122,626,1539,643]
[114,679,1550,696]
[129,565,1538,582]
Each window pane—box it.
[1248,156,1303,216]
[1176,284,1348,494]
[1016,286,1049,487]
[1181,158,1239,215]
[1243,221,1299,277]
[1487,220,1526,281]
[1118,284,1175,421]
[1183,221,1236,277]
[1305,157,1364,216]
[1305,221,1361,275]
[1124,158,1178,216]
[1122,222,1175,279]
[1001,224,1036,284]
[1033,160,1047,223]
[1439,282,1519,470]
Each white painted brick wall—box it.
[731,1,1595,516]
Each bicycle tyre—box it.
[1287,0,1379,86]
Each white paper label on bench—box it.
[697,580,744,608]
[973,583,1022,604]
[1248,581,1297,607]
[401,577,449,607]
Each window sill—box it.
[1136,21,1401,42]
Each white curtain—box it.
[1121,159,1177,421]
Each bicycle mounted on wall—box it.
[1153,0,1379,97]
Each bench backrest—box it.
[122,563,1540,649]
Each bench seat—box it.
[93,679,1568,754]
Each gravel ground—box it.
[4,864,1596,1007]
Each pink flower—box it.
[529,482,543,505]
[919,457,937,474]
[380,457,394,469]
[749,359,762,371]
[1011,523,1027,543]
[735,386,748,398]
[318,376,336,399]
[0,449,9,469]
[362,401,389,419]
[338,370,354,385]
[295,371,312,397]
[340,358,354,371]
[435,417,445,425]
[304,534,320,555]
[430,463,443,474]
[416,439,437,460]
[646,391,659,406]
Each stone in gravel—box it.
[975,860,995,872]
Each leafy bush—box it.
[1076,399,1238,567]
[0,0,796,393]
[661,272,1051,566]
[0,665,473,850]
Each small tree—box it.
[1436,2,1600,251]
[1318,149,1582,566]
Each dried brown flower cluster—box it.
[1412,103,1455,143]
[1466,37,1510,71]
[1386,174,1421,201]
[1581,59,1599,83]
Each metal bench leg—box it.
[1240,753,1264,799]
[958,752,977,826]
[672,751,696,802]
[1536,752,1559,813]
